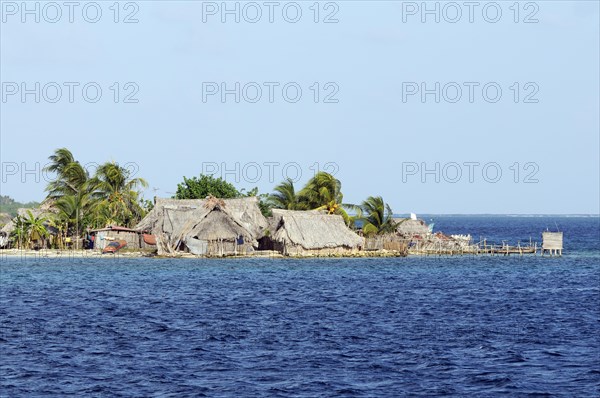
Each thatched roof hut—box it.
[393,218,430,237]
[0,207,55,248]
[1,207,48,235]
[269,209,364,256]
[135,197,269,256]
[0,213,11,228]
[1,219,15,236]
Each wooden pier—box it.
[394,229,564,257]
[406,237,553,257]
[477,242,537,256]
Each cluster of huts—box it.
[0,196,483,257]
[134,197,366,257]
[132,197,481,257]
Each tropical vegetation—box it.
[267,178,300,210]
[3,149,400,249]
[267,173,397,235]
[353,196,396,236]
[174,174,273,216]
[5,148,150,249]
[175,174,242,200]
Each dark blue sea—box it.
[1,216,599,397]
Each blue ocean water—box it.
[1,216,599,397]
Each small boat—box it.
[143,234,156,245]
[102,240,127,254]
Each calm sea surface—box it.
[1,216,599,397]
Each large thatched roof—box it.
[190,210,250,241]
[271,209,364,250]
[136,197,269,255]
[137,197,268,235]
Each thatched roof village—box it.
[0,197,534,257]
[0,149,545,256]
[0,195,483,256]
[135,198,371,257]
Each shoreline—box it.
[0,248,408,260]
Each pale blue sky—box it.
[1,1,599,214]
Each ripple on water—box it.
[1,254,599,397]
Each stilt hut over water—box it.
[136,197,268,256]
[268,209,364,256]
[542,232,563,256]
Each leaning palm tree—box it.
[44,148,89,199]
[45,147,76,175]
[358,196,396,236]
[87,162,148,227]
[44,148,91,244]
[298,172,343,211]
[268,178,300,210]
[298,172,351,223]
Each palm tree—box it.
[21,210,49,248]
[11,216,27,249]
[47,217,66,249]
[44,148,89,199]
[268,178,300,210]
[358,196,396,236]
[298,172,343,211]
[87,162,148,227]
[298,172,351,223]
[44,148,92,247]
[45,147,76,175]
[53,192,91,246]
